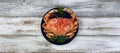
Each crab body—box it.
[41,7,79,45]
[46,18,73,35]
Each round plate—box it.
[41,7,79,45]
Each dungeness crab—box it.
[41,7,79,45]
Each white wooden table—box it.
[0,0,120,53]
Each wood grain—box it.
[0,0,120,53]
[0,35,120,53]
[0,0,119,17]
[0,17,120,35]
[0,17,119,52]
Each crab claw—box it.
[48,10,55,14]
[44,9,58,23]
[44,14,50,23]
[48,9,58,14]
[63,8,76,21]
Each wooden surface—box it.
[0,0,120,53]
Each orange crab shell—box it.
[46,18,74,35]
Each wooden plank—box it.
[0,35,120,53]
[0,17,41,35]
[0,0,23,16]
[0,0,23,3]
[79,17,120,35]
[0,0,119,17]
[0,36,50,52]
[25,0,120,17]
[0,0,120,53]
[0,17,120,35]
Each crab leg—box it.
[65,32,74,38]
[69,33,75,38]
[44,9,58,23]
[46,33,55,38]
[42,23,47,29]
[63,8,68,11]
[64,8,76,21]
[48,10,55,14]
[73,16,79,29]
[64,30,75,38]
[74,21,78,26]
[65,32,74,36]
[54,9,58,12]
[63,8,73,14]
[42,23,55,38]
[73,22,78,30]
[65,18,78,38]
[48,9,57,14]
[44,14,50,23]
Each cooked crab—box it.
[42,8,78,38]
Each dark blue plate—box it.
[41,7,79,45]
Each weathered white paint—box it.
[0,17,120,35]
[0,36,120,53]
[52,36,120,52]
[1,17,120,52]
[79,18,120,35]
[0,0,119,17]
[0,0,120,53]
[0,17,120,52]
